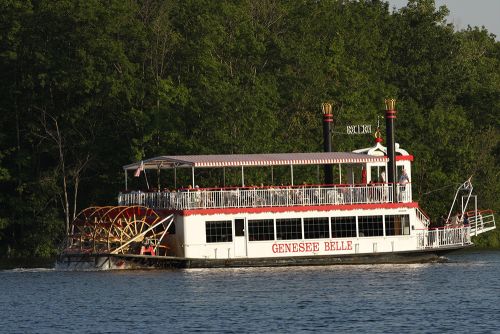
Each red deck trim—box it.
[177,202,419,216]
[396,155,414,161]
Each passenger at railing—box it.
[379,171,386,183]
[267,185,277,204]
[340,186,350,202]
[367,180,375,203]
[228,186,240,206]
[377,172,387,201]
[450,212,462,227]
[463,213,469,226]
[252,185,264,207]
[298,182,308,204]
[399,169,410,201]
[193,185,202,206]
[313,187,320,205]
[399,169,409,186]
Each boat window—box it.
[331,216,356,238]
[248,219,274,241]
[358,215,383,237]
[385,215,410,236]
[205,220,233,243]
[276,218,302,240]
[371,166,386,183]
[304,217,329,239]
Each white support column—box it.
[241,166,245,187]
[356,216,360,238]
[273,219,277,241]
[290,165,294,186]
[192,167,195,187]
[223,167,226,187]
[124,170,128,190]
[382,215,386,237]
[174,167,177,189]
[338,163,342,184]
[301,218,304,240]
[157,167,160,190]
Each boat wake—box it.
[4,267,56,273]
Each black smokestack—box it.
[322,102,333,184]
[384,99,397,202]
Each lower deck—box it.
[166,204,468,260]
[62,204,493,269]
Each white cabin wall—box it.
[167,215,185,257]
[181,207,422,259]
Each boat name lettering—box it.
[324,240,353,251]
[346,124,372,135]
[272,242,320,254]
[271,240,352,254]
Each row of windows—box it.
[206,215,410,243]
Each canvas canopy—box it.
[123,152,387,171]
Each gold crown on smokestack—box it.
[321,102,333,115]
[384,98,396,111]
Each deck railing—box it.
[417,226,471,249]
[118,183,412,210]
[416,207,431,227]
[467,210,496,236]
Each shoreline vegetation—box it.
[0,0,498,258]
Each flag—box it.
[134,161,144,177]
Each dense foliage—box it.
[0,0,499,257]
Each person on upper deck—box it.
[399,169,409,185]
[450,212,462,226]
[398,169,410,202]
[379,171,386,183]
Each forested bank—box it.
[1,0,499,257]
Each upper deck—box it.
[118,183,412,210]
[121,146,415,211]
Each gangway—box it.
[468,210,496,236]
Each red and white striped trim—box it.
[194,158,387,168]
[176,202,419,216]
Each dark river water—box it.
[1,250,500,333]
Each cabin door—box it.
[234,218,247,257]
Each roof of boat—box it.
[123,152,387,170]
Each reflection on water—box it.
[1,251,500,333]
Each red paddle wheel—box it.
[64,205,172,256]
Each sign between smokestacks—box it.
[346,124,372,135]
